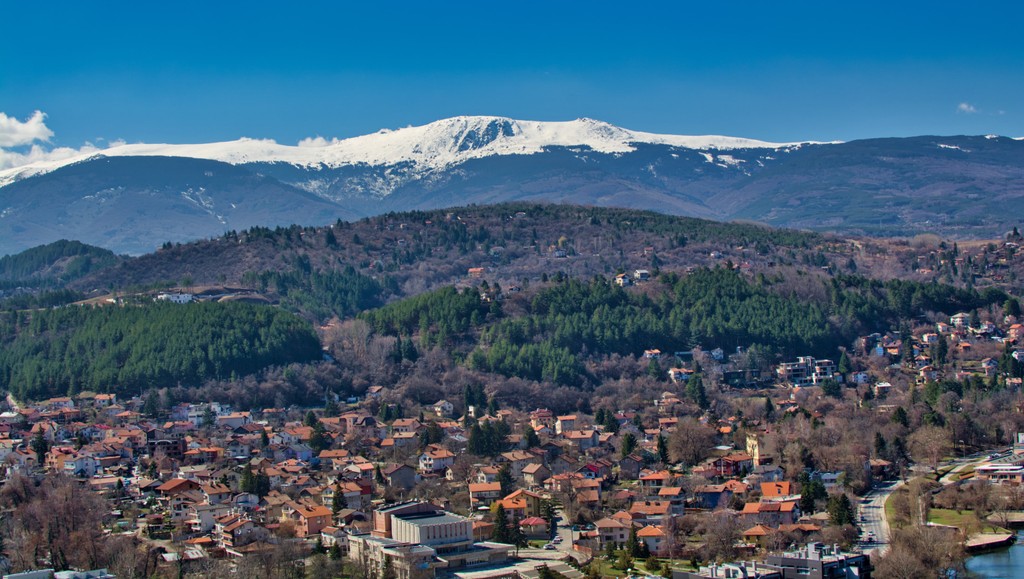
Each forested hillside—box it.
[359,267,1008,389]
[69,203,837,298]
[0,203,1018,407]
[0,301,321,401]
[0,240,119,284]
[242,263,394,323]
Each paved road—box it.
[858,450,1008,556]
[552,508,587,564]
[858,480,902,557]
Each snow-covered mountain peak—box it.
[0,116,814,187]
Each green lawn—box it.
[957,466,976,481]
[586,555,692,578]
[884,490,898,528]
[927,508,1009,534]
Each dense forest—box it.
[0,203,1018,406]
[0,301,321,401]
[363,267,1009,388]
[0,240,119,288]
[242,262,393,323]
[360,285,498,349]
[65,203,844,297]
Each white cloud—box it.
[957,102,978,114]
[297,136,340,148]
[0,110,54,147]
[0,111,127,171]
[0,142,103,171]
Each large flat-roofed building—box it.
[391,510,473,552]
[976,463,1024,485]
[674,562,781,579]
[349,535,441,579]
[764,542,870,579]
[352,501,513,579]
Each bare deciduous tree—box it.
[667,418,716,467]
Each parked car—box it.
[543,543,556,550]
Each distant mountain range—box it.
[1,116,1022,255]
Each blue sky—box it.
[1,0,1022,155]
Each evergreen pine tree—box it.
[626,526,641,557]
[497,464,515,497]
[617,551,633,571]
[304,410,320,427]
[874,432,887,457]
[332,482,347,515]
[826,493,855,526]
[324,397,340,418]
[686,374,709,410]
[621,432,637,458]
[838,351,852,375]
[240,468,255,494]
[892,406,910,428]
[799,484,817,515]
[1006,298,1022,318]
[493,504,510,544]
[31,430,48,465]
[255,472,271,497]
[468,423,486,455]
[523,425,540,448]
[821,379,842,399]
[603,411,620,434]
[202,406,216,428]
[657,434,669,464]
[143,389,160,417]
[309,422,329,453]
[511,521,527,553]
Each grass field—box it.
[586,555,696,578]
[927,508,1009,534]
[884,487,899,528]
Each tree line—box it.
[0,239,118,287]
[469,269,837,386]
[360,285,498,350]
[242,261,391,323]
[366,266,1010,388]
[0,301,322,401]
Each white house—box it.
[419,449,456,473]
[433,400,454,418]
[157,293,194,304]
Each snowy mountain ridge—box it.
[0,116,817,189]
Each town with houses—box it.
[5,297,1024,579]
